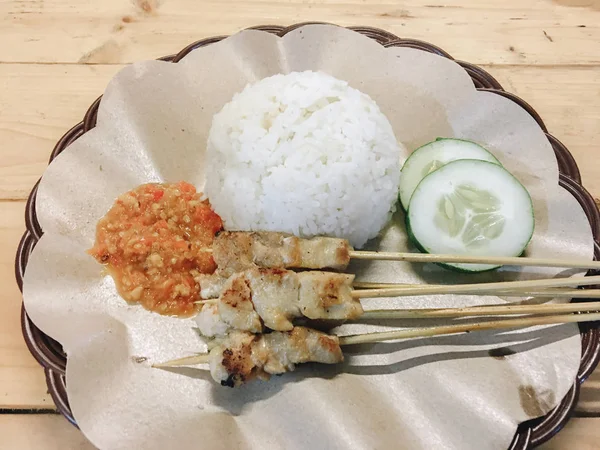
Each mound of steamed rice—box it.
[204,71,405,248]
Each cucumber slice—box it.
[407,159,534,272]
[399,138,501,209]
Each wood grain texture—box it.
[0,415,94,449]
[0,0,599,65]
[1,63,598,200]
[0,202,53,409]
[578,373,600,414]
[0,64,121,200]
[486,65,600,196]
[538,416,600,449]
[3,0,600,446]
[1,414,599,449]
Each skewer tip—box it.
[152,353,210,368]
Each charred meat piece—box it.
[208,327,343,387]
[196,273,228,300]
[212,231,351,276]
[297,272,362,320]
[195,269,362,336]
[215,273,263,335]
[246,268,301,331]
[212,231,254,276]
[297,236,351,271]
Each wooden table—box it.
[1,0,599,448]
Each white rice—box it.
[204,71,405,248]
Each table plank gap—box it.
[0,0,599,64]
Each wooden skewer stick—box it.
[196,298,600,315]
[392,289,600,299]
[339,312,600,346]
[352,282,591,291]
[202,241,600,270]
[193,289,600,305]
[352,275,600,299]
[153,311,600,367]
[153,353,210,368]
[353,281,420,289]
[361,301,600,320]
[360,287,600,299]
[349,250,600,270]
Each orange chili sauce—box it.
[88,182,223,317]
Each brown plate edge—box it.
[13,23,600,449]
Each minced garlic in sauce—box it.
[88,182,223,317]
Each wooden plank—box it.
[0,64,121,200]
[577,372,600,415]
[0,0,599,65]
[0,413,597,449]
[539,417,600,449]
[484,65,600,197]
[0,415,94,449]
[1,63,599,201]
[0,201,54,409]
[1,0,600,446]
